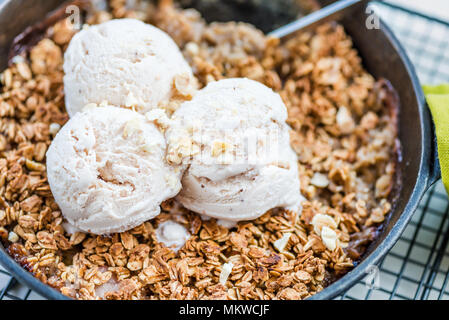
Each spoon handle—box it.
[268,0,371,39]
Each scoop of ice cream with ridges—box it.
[63,18,196,117]
[46,106,183,235]
[166,78,304,222]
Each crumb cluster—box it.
[0,0,399,300]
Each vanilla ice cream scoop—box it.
[63,18,195,117]
[46,106,182,234]
[166,78,303,222]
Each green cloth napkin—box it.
[423,84,449,194]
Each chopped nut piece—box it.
[311,214,338,235]
[49,123,61,136]
[336,106,355,134]
[321,226,337,251]
[310,173,329,188]
[17,62,32,80]
[123,117,143,138]
[34,143,47,162]
[8,231,19,243]
[25,159,46,172]
[125,92,140,108]
[173,73,196,98]
[185,42,199,56]
[145,109,171,130]
[167,137,199,164]
[219,262,234,285]
[273,232,292,252]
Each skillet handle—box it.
[427,121,441,188]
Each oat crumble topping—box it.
[0,0,399,300]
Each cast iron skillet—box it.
[0,0,440,300]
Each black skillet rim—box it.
[0,1,432,300]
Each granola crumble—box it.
[0,0,399,300]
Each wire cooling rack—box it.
[1,0,449,300]
[341,1,449,300]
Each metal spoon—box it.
[269,0,370,39]
[177,0,315,33]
